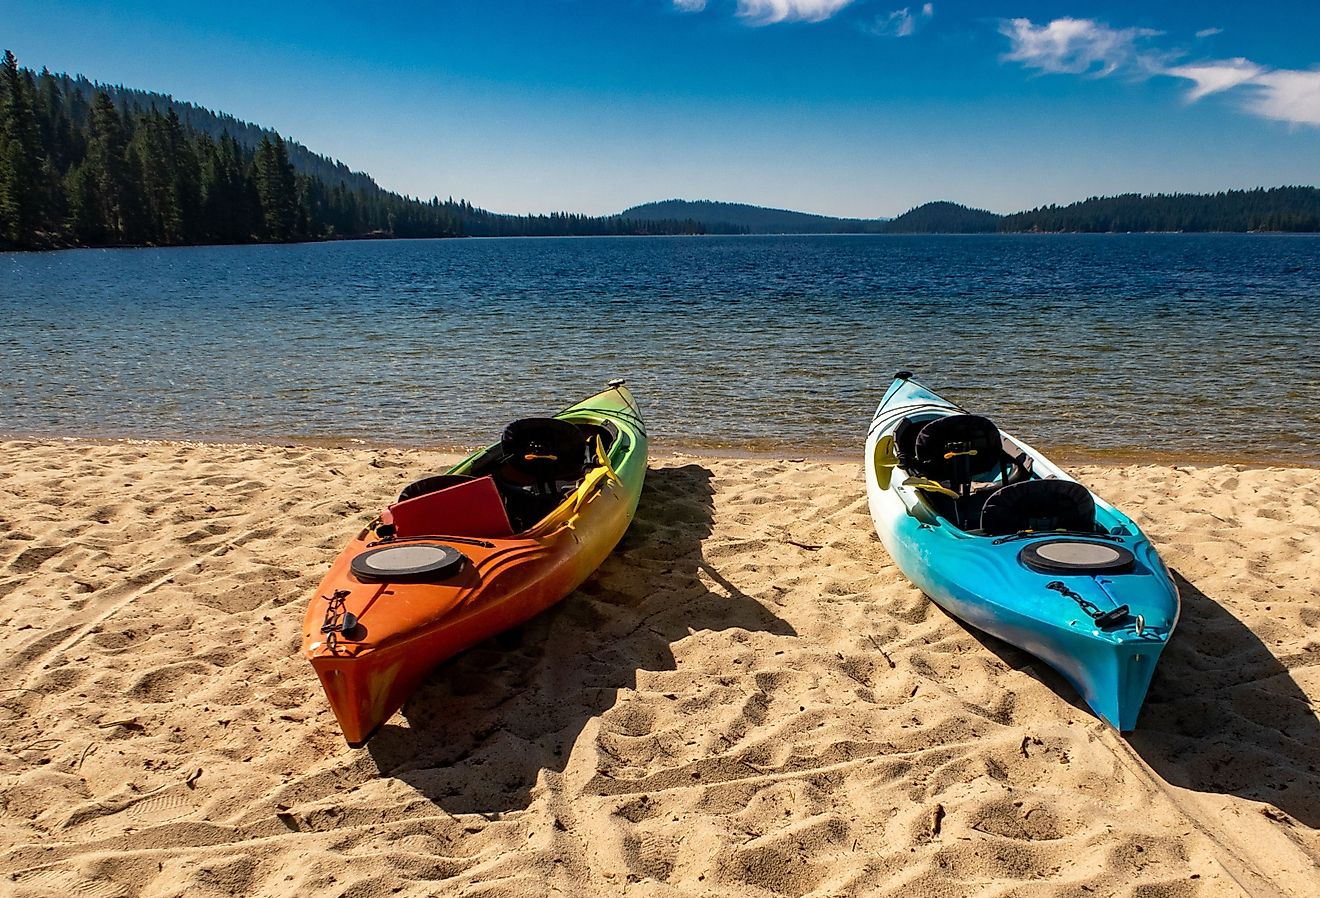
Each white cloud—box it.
[1001,17,1320,129]
[1244,68,1320,126]
[1167,61,1320,126]
[735,0,856,25]
[672,0,707,12]
[1195,27,1223,39]
[999,17,1163,76]
[1165,58,1263,100]
[871,4,934,38]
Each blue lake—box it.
[2,234,1318,460]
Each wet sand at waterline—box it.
[1,439,1318,897]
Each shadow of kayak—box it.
[943,567,1320,828]
[366,463,796,815]
[1126,570,1320,828]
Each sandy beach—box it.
[1,438,1317,897]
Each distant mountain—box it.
[622,198,1000,234]
[886,201,1000,233]
[620,199,889,234]
[624,191,1320,235]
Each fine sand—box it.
[1,439,1318,897]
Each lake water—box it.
[3,234,1318,461]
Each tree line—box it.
[630,194,1320,235]
[0,51,702,251]
[998,187,1320,233]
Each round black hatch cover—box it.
[350,544,465,582]
[1020,539,1135,575]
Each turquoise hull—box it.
[864,376,1180,731]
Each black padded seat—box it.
[893,416,927,470]
[980,479,1096,536]
[496,417,590,531]
[913,414,1003,491]
[501,417,589,483]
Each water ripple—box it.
[2,234,1318,460]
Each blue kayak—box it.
[864,373,1179,731]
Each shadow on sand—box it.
[367,464,795,815]
[1126,570,1320,828]
[958,569,1320,827]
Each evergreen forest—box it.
[998,188,1320,233]
[3,50,1318,251]
[0,51,702,250]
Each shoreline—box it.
[4,432,1317,470]
[6,229,1320,255]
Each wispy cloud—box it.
[871,3,934,38]
[1001,17,1320,128]
[673,0,707,11]
[999,17,1164,76]
[1165,61,1320,126]
[1236,67,1320,126]
[735,0,856,25]
[1195,27,1223,39]
[1165,58,1263,101]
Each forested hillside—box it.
[887,201,999,233]
[999,187,1320,233]
[0,51,701,250]
[625,193,1320,235]
[621,199,889,233]
[5,51,1318,251]
[623,199,1003,234]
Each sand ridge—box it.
[0,439,1317,897]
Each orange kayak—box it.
[303,383,647,747]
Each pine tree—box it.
[255,133,296,240]
[165,109,201,241]
[133,106,180,242]
[0,50,45,245]
[81,90,138,243]
[201,132,254,243]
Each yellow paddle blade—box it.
[872,434,899,489]
[902,475,961,499]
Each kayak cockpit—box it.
[383,416,622,539]
[886,411,1113,539]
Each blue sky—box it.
[3,1,1318,216]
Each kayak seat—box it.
[913,414,1005,495]
[500,418,589,484]
[980,479,1096,536]
[496,418,590,531]
[893,416,929,471]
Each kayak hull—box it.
[303,385,647,747]
[864,376,1179,731]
